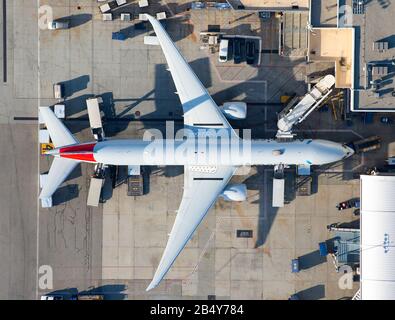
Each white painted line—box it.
[36,0,41,300]
[210,59,268,84]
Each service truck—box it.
[348,135,381,154]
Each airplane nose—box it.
[342,144,355,159]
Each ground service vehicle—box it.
[348,136,381,154]
[246,41,255,65]
[234,38,244,64]
[48,21,69,30]
[219,39,229,62]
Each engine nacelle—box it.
[220,102,247,120]
[220,184,247,202]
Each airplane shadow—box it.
[56,13,92,29]
[52,184,80,206]
[294,284,326,300]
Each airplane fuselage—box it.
[56,138,354,167]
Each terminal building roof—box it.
[360,175,395,300]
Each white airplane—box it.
[39,15,354,291]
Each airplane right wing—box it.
[146,165,236,291]
[146,15,237,133]
[144,15,240,291]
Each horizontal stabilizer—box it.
[39,157,79,201]
[39,107,78,147]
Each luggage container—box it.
[102,13,113,21]
[39,129,50,143]
[127,175,144,196]
[120,13,131,21]
[54,104,65,118]
[53,84,64,99]
[99,1,118,13]
[291,258,300,273]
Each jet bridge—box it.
[276,75,336,139]
[273,75,335,205]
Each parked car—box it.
[218,39,229,63]
[227,39,234,61]
[380,116,393,124]
[336,199,360,211]
[246,41,255,65]
[233,38,245,64]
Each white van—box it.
[47,21,69,30]
[218,39,229,63]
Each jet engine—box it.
[220,184,247,202]
[220,102,247,120]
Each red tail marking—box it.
[59,143,97,163]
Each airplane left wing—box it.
[146,165,236,291]
[39,157,80,204]
[146,15,237,134]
